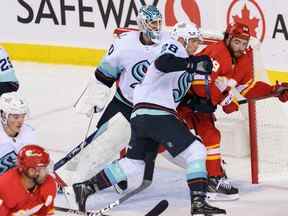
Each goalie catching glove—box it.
[74,76,111,117]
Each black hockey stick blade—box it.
[145,200,169,216]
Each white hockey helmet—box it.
[170,22,202,46]
[137,5,162,44]
[0,92,29,124]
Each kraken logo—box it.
[130,60,150,88]
[173,72,193,103]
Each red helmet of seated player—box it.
[225,22,251,40]
[17,145,50,171]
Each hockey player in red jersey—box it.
[177,22,288,201]
[0,145,57,216]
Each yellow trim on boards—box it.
[267,70,288,83]
[2,43,106,66]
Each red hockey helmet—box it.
[226,22,251,40]
[17,145,50,170]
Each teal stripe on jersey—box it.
[0,68,18,82]
[186,159,207,180]
[103,161,127,185]
[131,108,172,118]
[98,61,121,80]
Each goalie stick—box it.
[238,85,288,105]
[56,152,157,215]
[55,199,168,216]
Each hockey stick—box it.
[144,200,168,216]
[238,85,288,105]
[55,199,168,216]
[73,83,90,108]
[66,113,95,171]
[56,152,157,215]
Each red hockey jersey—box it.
[0,168,57,216]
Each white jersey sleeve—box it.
[0,47,18,83]
[0,123,36,174]
[97,36,124,81]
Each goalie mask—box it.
[170,22,203,48]
[137,5,162,44]
[0,92,29,125]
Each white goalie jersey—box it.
[97,31,169,106]
[0,123,36,174]
[133,38,192,112]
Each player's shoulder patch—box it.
[113,31,139,51]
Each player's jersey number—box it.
[0,57,13,72]
[161,43,178,54]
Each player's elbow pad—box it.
[154,54,188,73]
[94,68,115,88]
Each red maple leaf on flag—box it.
[233,4,259,38]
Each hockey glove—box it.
[222,100,239,114]
[186,55,213,75]
[273,81,288,102]
[74,77,110,117]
